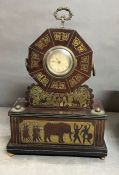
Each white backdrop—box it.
[0,0,119,110]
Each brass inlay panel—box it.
[53,32,70,41]
[72,36,87,53]
[35,34,51,49]
[19,120,94,145]
[68,73,84,87]
[30,51,40,69]
[36,72,49,87]
[28,85,93,108]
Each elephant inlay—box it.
[44,123,72,143]
[20,120,94,145]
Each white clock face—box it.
[44,46,76,78]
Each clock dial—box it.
[47,50,71,74]
[44,46,76,78]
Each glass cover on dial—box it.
[44,46,76,78]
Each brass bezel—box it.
[43,46,77,79]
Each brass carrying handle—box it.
[54,7,73,28]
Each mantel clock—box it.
[7,7,107,158]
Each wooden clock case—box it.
[7,9,107,158]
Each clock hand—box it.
[56,57,61,64]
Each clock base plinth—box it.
[7,98,108,158]
[7,139,107,158]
